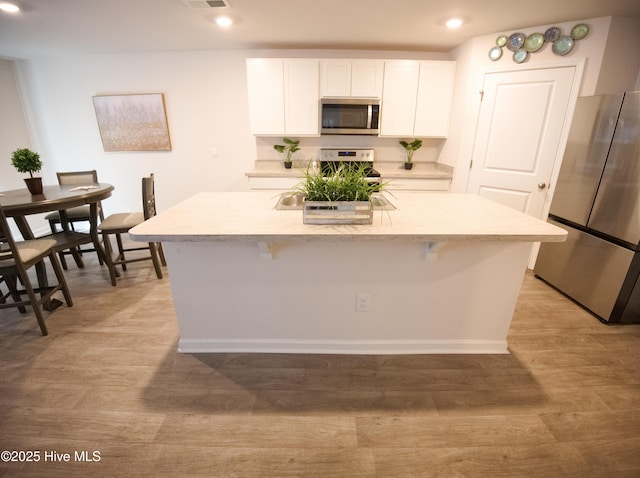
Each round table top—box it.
[0,183,114,216]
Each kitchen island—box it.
[130,191,566,354]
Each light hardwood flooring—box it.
[1,253,639,477]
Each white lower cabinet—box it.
[247,177,302,190]
[384,178,451,191]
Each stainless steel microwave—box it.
[321,98,380,135]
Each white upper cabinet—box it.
[246,59,285,135]
[414,61,456,138]
[284,59,320,135]
[247,58,454,138]
[380,60,420,137]
[246,58,320,136]
[380,60,456,138]
[320,60,384,98]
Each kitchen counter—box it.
[131,191,564,243]
[245,160,453,180]
[130,191,566,355]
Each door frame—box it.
[464,58,585,222]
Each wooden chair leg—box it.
[17,269,48,336]
[102,233,118,286]
[69,246,85,268]
[49,253,73,307]
[59,253,69,270]
[115,233,127,271]
[149,242,164,279]
[158,242,167,266]
[4,274,27,313]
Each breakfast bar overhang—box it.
[130,191,567,354]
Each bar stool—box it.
[98,174,165,286]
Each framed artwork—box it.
[93,93,172,152]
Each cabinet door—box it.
[379,60,420,137]
[320,60,351,97]
[414,61,456,138]
[248,177,302,190]
[384,178,451,191]
[284,59,320,136]
[246,59,285,135]
[351,60,384,97]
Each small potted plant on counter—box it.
[274,137,300,169]
[11,147,44,195]
[399,139,422,170]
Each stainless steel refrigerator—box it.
[535,91,640,324]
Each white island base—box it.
[165,240,530,354]
[130,192,566,355]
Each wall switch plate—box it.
[356,293,370,312]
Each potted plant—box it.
[11,148,44,195]
[399,139,423,170]
[273,137,300,169]
[293,163,383,224]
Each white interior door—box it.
[467,67,576,218]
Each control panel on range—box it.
[320,148,375,162]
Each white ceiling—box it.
[1,0,640,59]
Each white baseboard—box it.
[177,338,510,355]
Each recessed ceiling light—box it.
[446,18,464,29]
[216,16,233,27]
[0,2,20,13]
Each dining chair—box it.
[0,204,73,336]
[98,173,165,286]
[44,170,104,268]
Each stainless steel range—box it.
[319,148,380,181]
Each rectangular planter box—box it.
[303,200,373,225]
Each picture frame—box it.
[93,93,172,152]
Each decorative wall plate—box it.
[489,46,503,61]
[544,26,561,42]
[525,33,544,52]
[552,35,574,56]
[571,23,589,40]
[507,32,526,51]
[496,35,508,47]
[513,49,529,64]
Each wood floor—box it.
[1,253,639,477]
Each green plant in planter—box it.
[11,148,42,177]
[273,137,300,168]
[399,139,422,170]
[11,148,44,194]
[294,163,383,202]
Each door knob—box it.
[538,182,547,189]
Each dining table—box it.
[0,182,114,308]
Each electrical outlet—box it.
[356,293,370,312]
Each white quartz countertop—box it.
[130,191,567,243]
[245,161,453,180]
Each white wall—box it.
[0,60,37,191]
[11,49,447,217]
[441,16,620,193]
[13,51,258,216]
[596,16,640,95]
